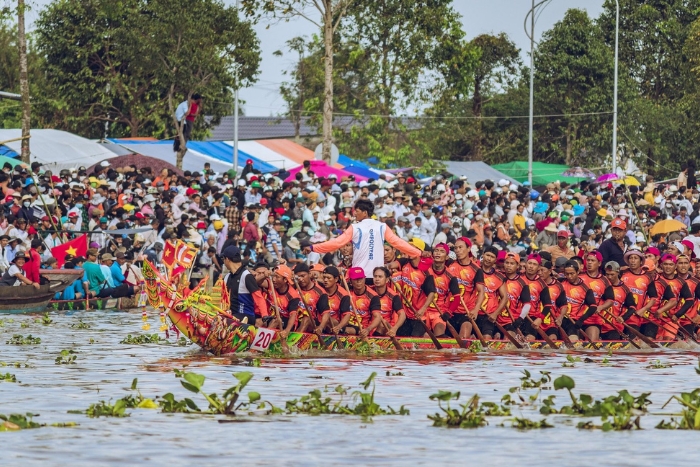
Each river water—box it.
[1,310,699,466]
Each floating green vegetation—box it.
[0,361,33,368]
[159,370,279,415]
[41,313,53,326]
[0,413,78,431]
[656,389,700,430]
[286,372,408,420]
[562,355,582,367]
[120,334,167,345]
[468,340,483,353]
[69,379,157,418]
[0,373,17,382]
[176,337,191,346]
[507,417,554,429]
[71,320,91,330]
[386,371,404,377]
[428,392,496,428]
[55,349,77,365]
[646,360,673,369]
[6,334,41,345]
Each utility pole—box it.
[232,0,240,179]
[18,0,31,163]
[528,0,535,187]
[612,0,620,174]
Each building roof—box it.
[440,161,520,185]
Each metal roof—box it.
[440,161,521,185]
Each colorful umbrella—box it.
[562,167,596,178]
[596,173,619,183]
[615,175,640,186]
[649,219,688,236]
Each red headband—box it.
[434,243,450,253]
[527,253,541,265]
[661,253,677,264]
[586,251,603,263]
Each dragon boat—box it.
[141,262,693,355]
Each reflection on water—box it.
[1,310,699,467]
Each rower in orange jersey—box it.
[445,237,485,340]
[672,254,700,338]
[520,253,552,340]
[338,267,381,335]
[261,264,302,339]
[388,238,437,337]
[424,243,459,337]
[315,266,350,335]
[293,263,329,333]
[601,261,637,341]
[365,266,406,337]
[499,253,532,339]
[538,257,568,341]
[581,251,615,341]
[621,249,659,339]
[477,246,509,340]
[560,260,598,341]
[655,254,695,340]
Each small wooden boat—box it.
[140,261,690,356]
[0,269,83,314]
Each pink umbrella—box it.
[285,160,367,182]
[595,173,619,183]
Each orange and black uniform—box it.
[600,282,636,340]
[501,274,531,330]
[370,286,404,327]
[297,283,328,322]
[521,274,551,336]
[561,279,597,336]
[395,258,437,337]
[476,268,507,336]
[427,266,460,315]
[581,273,614,328]
[445,259,484,329]
[347,288,381,330]
[656,275,694,338]
[679,274,700,335]
[620,270,658,330]
[541,279,568,332]
[264,285,301,329]
[319,286,351,322]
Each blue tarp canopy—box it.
[0,146,19,158]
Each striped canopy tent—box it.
[284,160,367,182]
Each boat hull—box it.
[0,270,84,314]
[166,304,685,355]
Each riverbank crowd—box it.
[1,157,700,342]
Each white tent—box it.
[224,140,298,169]
[116,142,235,174]
[0,129,119,170]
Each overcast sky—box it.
[24,0,605,116]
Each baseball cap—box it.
[557,230,569,238]
[586,250,603,263]
[274,264,294,284]
[605,261,621,272]
[408,237,426,251]
[611,217,627,230]
[348,267,365,280]
[221,246,241,262]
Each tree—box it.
[243,0,355,164]
[141,0,260,168]
[533,9,615,166]
[17,0,30,162]
[35,0,260,168]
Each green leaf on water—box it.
[137,398,157,409]
[181,381,200,393]
[183,372,205,390]
[248,391,261,403]
[554,375,575,391]
[234,371,253,387]
[131,378,138,390]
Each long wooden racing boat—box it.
[0,269,83,314]
[141,261,692,355]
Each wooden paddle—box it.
[392,280,443,350]
[380,317,403,350]
[440,313,468,349]
[457,296,487,346]
[492,318,524,349]
[526,316,557,349]
[656,313,699,343]
[292,275,331,350]
[267,276,290,355]
[596,310,641,349]
[547,309,575,349]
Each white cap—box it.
[509,184,518,191]
[467,190,477,198]
[237,179,246,187]
[498,179,509,187]
[455,194,463,200]
[437,183,446,192]
[359,181,368,188]
[378,189,389,198]
[210,214,221,221]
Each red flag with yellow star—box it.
[51,234,88,268]
[162,240,178,272]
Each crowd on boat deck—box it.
[0,157,699,342]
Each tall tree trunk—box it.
[565,122,572,166]
[18,0,31,163]
[321,0,334,163]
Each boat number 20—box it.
[251,328,276,351]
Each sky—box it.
[22,0,606,116]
